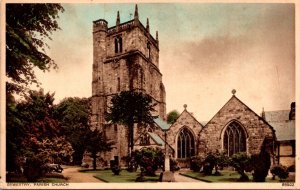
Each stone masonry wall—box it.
[106,26,159,68]
[167,109,203,158]
[198,95,275,157]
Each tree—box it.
[270,165,289,181]
[6,4,64,174]
[16,89,61,140]
[166,110,179,124]
[132,147,164,177]
[229,152,251,181]
[190,156,203,172]
[251,151,271,182]
[22,136,73,182]
[105,91,157,157]
[36,137,74,164]
[85,129,113,170]
[203,153,216,175]
[54,97,91,165]
[7,89,61,168]
[6,4,64,96]
[214,150,229,175]
[6,89,73,182]
[6,94,25,172]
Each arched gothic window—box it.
[223,122,246,156]
[177,128,195,159]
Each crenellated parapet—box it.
[93,19,108,33]
[107,20,158,49]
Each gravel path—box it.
[62,166,103,183]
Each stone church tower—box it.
[91,5,166,165]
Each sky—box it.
[35,3,295,121]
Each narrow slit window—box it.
[117,77,120,91]
[115,38,118,53]
[115,36,122,53]
[147,42,151,59]
[119,37,123,52]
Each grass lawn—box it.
[80,169,160,183]
[181,170,295,183]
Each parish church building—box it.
[85,5,295,169]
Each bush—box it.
[203,162,213,175]
[270,165,289,181]
[202,154,216,175]
[199,151,229,176]
[190,156,203,172]
[288,165,295,172]
[229,152,250,181]
[214,151,229,175]
[23,156,43,182]
[111,165,121,175]
[251,151,271,182]
[131,147,163,176]
[135,168,145,182]
[81,162,89,168]
[125,155,138,172]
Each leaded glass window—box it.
[223,122,246,156]
[177,128,195,159]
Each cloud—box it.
[36,5,93,103]
[33,4,294,120]
[160,4,295,120]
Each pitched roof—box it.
[203,95,275,133]
[261,109,295,141]
[154,117,170,131]
[169,109,203,130]
[269,120,295,141]
[264,110,290,122]
[147,132,165,146]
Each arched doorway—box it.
[223,121,246,156]
[177,128,195,159]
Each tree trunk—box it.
[130,124,134,154]
[239,171,249,181]
[214,165,221,176]
[92,152,97,170]
[127,122,134,158]
[127,126,131,158]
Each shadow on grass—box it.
[181,170,295,183]
[217,178,241,182]
[86,169,160,183]
[79,169,105,172]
